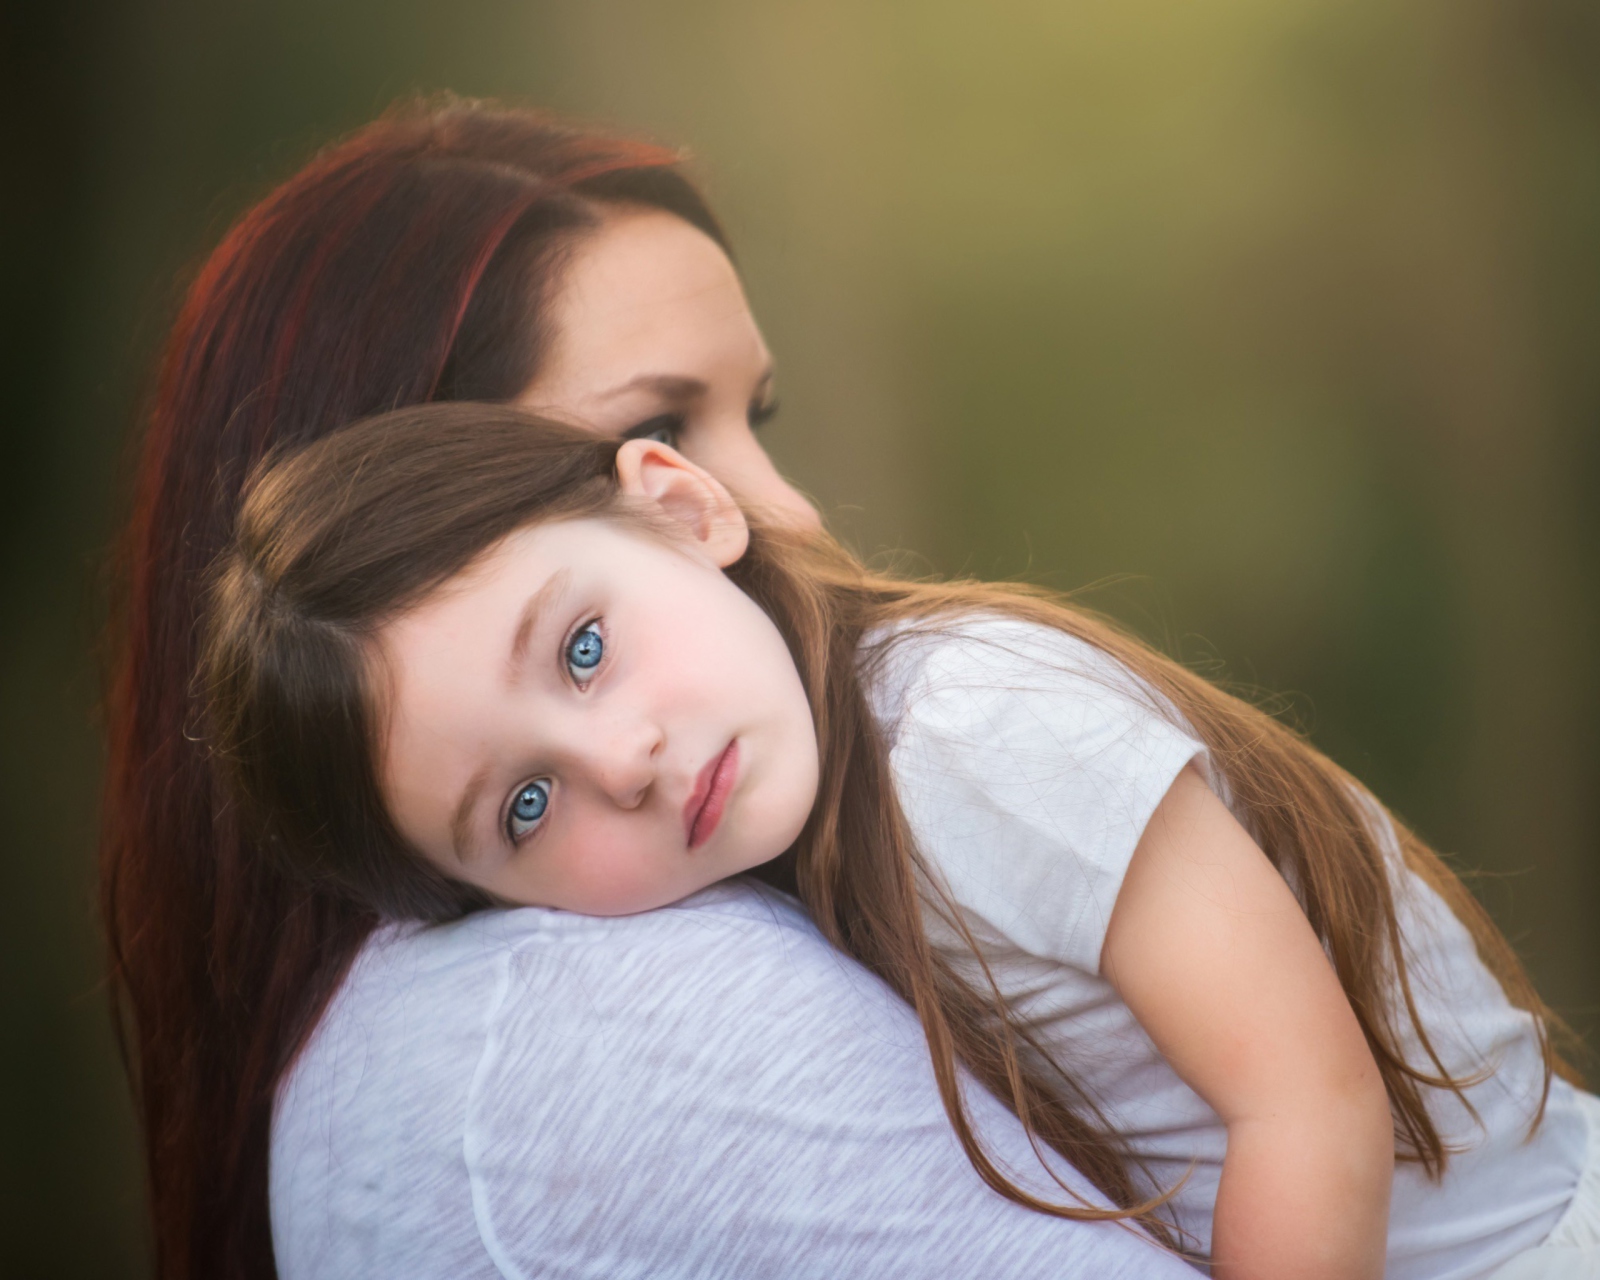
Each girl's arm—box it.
[1102,765,1393,1280]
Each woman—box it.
[102,98,1190,1280]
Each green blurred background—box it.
[5,0,1598,1273]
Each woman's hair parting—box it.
[205,402,1582,1258]
[101,96,731,1280]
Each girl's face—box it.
[376,443,820,915]
[518,207,820,530]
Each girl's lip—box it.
[684,740,739,849]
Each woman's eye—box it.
[507,779,550,843]
[748,397,780,429]
[624,414,683,447]
[566,622,604,680]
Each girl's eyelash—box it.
[504,778,551,846]
[562,617,606,685]
[748,397,780,429]
[503,617,606,845]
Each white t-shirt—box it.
[270,882,1196,1279]
[865,614,1592,1280]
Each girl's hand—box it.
[1102,765,1393,1280]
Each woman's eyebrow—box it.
[507,569,573,678]
[595,366,775,403]
[597,373,707,402]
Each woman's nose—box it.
[584,715,665,810]
[715,422,821,532]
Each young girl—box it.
[203,403,1599,1280]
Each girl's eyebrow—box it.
[448,567,574,864]
[451,764,492,866]
[452,554,569,858]
[507,568,573,677]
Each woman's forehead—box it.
[532,209,767,390]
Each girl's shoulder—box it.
[860,611,1161,743]
[861,612,1208,972]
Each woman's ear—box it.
[614,439,750,567]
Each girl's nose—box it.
[586,716,665,810]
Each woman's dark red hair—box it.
[100,96,729,1280]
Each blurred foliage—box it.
[4,0,1597,1273]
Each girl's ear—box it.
[614,439,750,567]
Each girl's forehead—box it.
[392,518,683,632]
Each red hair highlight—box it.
[100,97,728,1280]
[427,195,545,400]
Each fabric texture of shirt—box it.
[865,613,1592,1280]
[271,882,1197,1280]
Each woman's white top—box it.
[864,614,1592,1280]
[270,882,1195,1280]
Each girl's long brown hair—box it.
[101,98,735,1279]
[204,404,1578,1253]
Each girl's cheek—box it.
[568,864,664,917]
[554,818,659,914]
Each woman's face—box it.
[517,207,820,530]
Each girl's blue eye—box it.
[507,780,550,842]
[567,622,603,677]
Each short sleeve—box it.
[877,618,1209,972]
